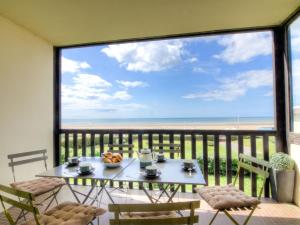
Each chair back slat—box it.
[109,201,200,225]
[8,156,48,167]
[233,154,270,199]
[0,184,33,199]
[109,201,199,212]
[110,217,199,225]
[238,161,269,178]
[7,149,48,182]
[0,195,35,213]
[7,149,47,160]
[239,154,271,168]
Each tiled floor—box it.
[1,185,300,225]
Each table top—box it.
[37,157,135,180]
[113,159,206,185]
[37,157,206,186]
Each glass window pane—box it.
[289,16,300,133]
[60,31,275,130]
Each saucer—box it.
[76,167,95,176]
[156,159,166,163]
[182,166,196,172]
[142,171,161,179]
[66,161,80,167]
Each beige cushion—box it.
[21,201,106,225]
[10,178,65,197]
[196,185,260,210]
[121,211,177,219]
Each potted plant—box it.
[270,152,295,203]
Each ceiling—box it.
[0,0,299,46]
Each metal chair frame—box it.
[109,201,200,225]
[7,149,64,221]
[0,184,96,225]
[208,154,270,225]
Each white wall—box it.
[0,15,53,186]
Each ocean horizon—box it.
[62,116,274,125]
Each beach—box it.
[62,121,274,130]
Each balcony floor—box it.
[1,185,300,225]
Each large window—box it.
[288,16,300,133]
[60,31,275,130]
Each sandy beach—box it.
[62,122,274,130]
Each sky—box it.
[61,31,276,120]
[289,17,300,108]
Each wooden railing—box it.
[59,129,276,197]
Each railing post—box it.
[226,134,232,184]
[250,135,257,197]
[202,134,208,186]
[214,135,220,185]
[263,134,270,198]
[238,135,244,191]
[273,26,287,153]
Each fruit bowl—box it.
[104,162,121,168]
[102,152,123,168]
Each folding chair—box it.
[196,154,270,225]
[7,149,65,216]
[0,184,105,225]
[109,201,200,225]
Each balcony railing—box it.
[59,129,276,197]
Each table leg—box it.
[154,184,170,203]
[104,186,116,204]
[167,184,181,203]
[67,180,100,204]
[82,180,97,204]
[90,180,109,205]
[67,182,81,203]
[141,185,155,203]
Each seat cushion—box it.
[10,178,65,197]
[196,185,260,210]
[21,201,106,225]
[121,211,177,219]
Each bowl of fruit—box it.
[102,152,123,168]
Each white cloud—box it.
[292,59,300,101]
[193,66,221,75]
[61,57,91,73]
[183,69,273,101]
[186,57,198,63]
[116,80,148,89]
[62,74,134,110]
[264,91,273,97]
[193,67,206,73]
[214,32,272,64]
[290,18,300,53]
[101,40,184,72]
[112,91,132,100]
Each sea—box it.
[62,117,274,129]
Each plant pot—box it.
[270,169,295,203]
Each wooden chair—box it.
[7,150,65,215]
[196,154,270,225]
[152,143,181,158]
[0,184,105,225]
[109,201,200,225]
